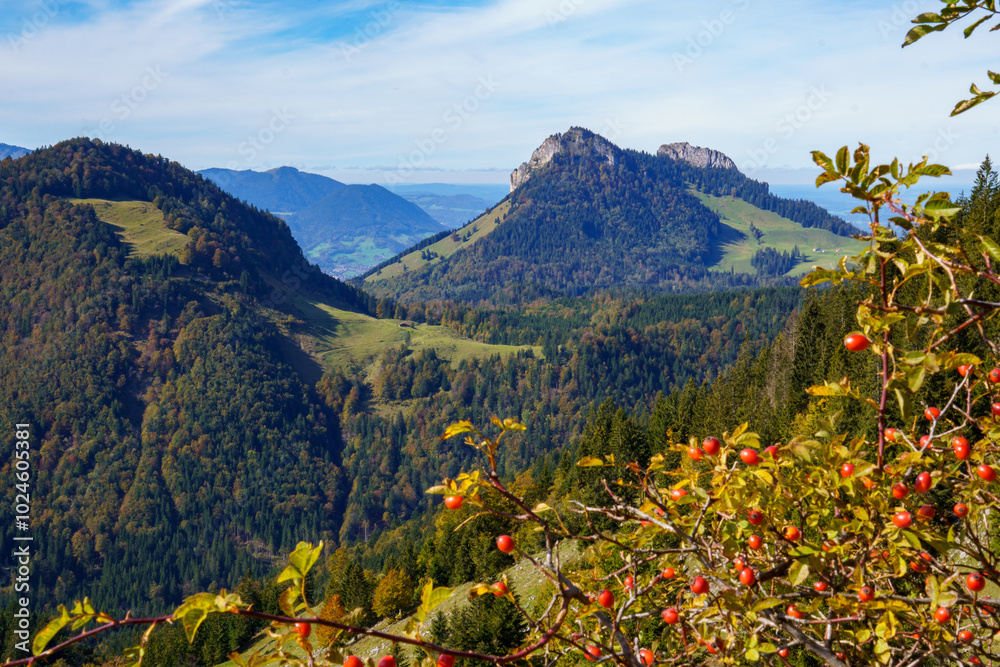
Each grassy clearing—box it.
[694,193,868,277]
[289,293,538,376]
[365,200,510,283]
[69,198,187,258]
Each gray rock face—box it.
[510,127,618,192]
[657,142,737,171]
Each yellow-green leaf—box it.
[442,421,475,440]
[33,605,72,655]
[576,456,605,467]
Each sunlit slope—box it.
[364,200,510,283]
[288,292,538,374]
[694,192,868,276]
[69,198,188,258]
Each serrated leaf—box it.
[965,14,991,37]
[981,235,1000,262]
[532,502,554,513]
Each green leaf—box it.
[33,605,72,655]
[502,417,526,431]
[836,146,849,174]
[173,593,217,644]
[745,648,760,662]
[965,15,991,37]
[288,542,323,580]
[788,560,809,587]
[903,22,946,46]
[981,235,1000,262]
[413,580,453,624]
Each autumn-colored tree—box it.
[372,569,414,620]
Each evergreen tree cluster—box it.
[750,245,803,276]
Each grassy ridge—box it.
[364,201,510,283]
[695,193,868,276]
[69,198,188,258]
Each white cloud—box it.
[1,0,997,183]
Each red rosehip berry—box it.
[748,534,762,550]
[924,406,941,421]
[914,472,933,493]
[739,567,756,586]
[934,607,952,623]
[597,588,614,608]
[687,446,703,461]
[954,503,969,518]
[378,657,397,667]
[437,656,455,667]
[702,437,720,455]
[892,482,909,499]
[748,510,764,526]
[661,607,679,624]
[844,334,870,351]
[444,496,464,510]
[691,576,709,595]
[892,511,912,528]
[977,465,997,482]
[967,573,986,592]
[294,622,311,639]
[740,448,760,465]
[859,586,875,602]
[953,437,971,460]
[496,535,515,553]
[840,462,855,477]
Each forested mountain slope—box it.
[361,127,858,304]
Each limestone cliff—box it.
[510,127,618,192]
[657,142,737,170]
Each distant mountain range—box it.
[0,143,31,160]
[199,166,445,278]
[360,127,862,304]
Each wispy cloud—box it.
[0,0,996,183]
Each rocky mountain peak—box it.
[657,142,737,171]
[510,127,619,192]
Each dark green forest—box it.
[1,139,997,667]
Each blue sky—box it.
[1,0,996,186]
